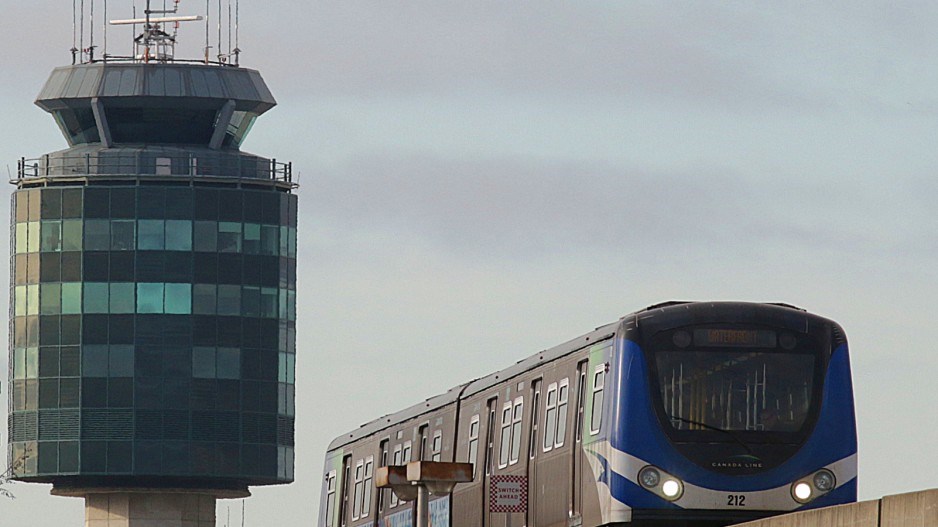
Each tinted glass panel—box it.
[165,283,192,314]
[109,345,134,376]
[84,283,109,313]
[165,220,192,250]
[85,221,110,250]
[41,221,62,252]
[138,220,164,250]
[193,284,216,315]
[193,347,215,378]
[110,283,135,313]
[218,222,241,253]
[137,283,164,313]
[110,188,136,218]
[62,189,83,218]
[194,221,217,252]
[111,220,136,250]
[84,252,109,281]
[82,345,109,377]
[62,220,82,251]
[217,348,240,379]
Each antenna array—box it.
[71,0,242,65]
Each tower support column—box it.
[80,491,218,527]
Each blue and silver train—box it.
[320,301,857,527]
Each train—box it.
[319,301,857,527]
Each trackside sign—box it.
[489,475,528,513]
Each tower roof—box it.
[36,63,275,113]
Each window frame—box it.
[529,381,541,460]
[543,382,558,452]
[498,401,512,469]
[352,459,364,521]
[509,396,524,465]
[590,365,606,435]
[361,456,374,517]
[431,430,443,462]
[390,444,403,508]
[555,378,570,448]
[467,414,480,475]
[324,470,337,527]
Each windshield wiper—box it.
[667,414,757,458]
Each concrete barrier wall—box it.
[735,489,938,527]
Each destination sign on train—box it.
[694,329,777,348]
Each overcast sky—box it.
[3,1,938,525]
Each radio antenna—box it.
[103,0,108,60]
[89,0,95,61]
[217,0,223,62]
[227,0,232,60]
[79,0,85,62]
[71,0,78,63]
[233,0,239,65]
[110,0,203,62]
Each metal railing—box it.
[15,153,295,187]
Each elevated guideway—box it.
[735,489,938,527]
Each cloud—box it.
[305,152,898,263]
[249,2,839,111]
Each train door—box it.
[339,454,352,527]
[483,397,499,527]
[452,410,483,526]
[526,379,541,527]
[377,439,389,522]
[572,361,588,521]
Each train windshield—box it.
[655,350,815,433]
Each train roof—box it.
[326,318,622,451]
[324,301,841,452]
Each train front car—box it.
[594,302,857,526]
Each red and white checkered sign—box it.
[489,475,528,513]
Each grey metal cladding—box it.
[248,70,275,103]
[38,68,71,100]
[35,63,276,113]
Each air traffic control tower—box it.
[8,6,296,525]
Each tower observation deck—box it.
[8,4,297,523]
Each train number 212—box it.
[727,495,746,507]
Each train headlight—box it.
[662,479,682,499]
[637,465,683,501]
[792,468,836,503]
[639,467,660,488]
[813,469,836,492]
[793,482,812,502]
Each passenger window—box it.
[555,378,569,448]
[498,402,512,468]
[543,383,558,452]
[352,460,364,520]
[591,367,606,434]
[529,382,541,459]
[390,444,402,507]
[361,457,374,517]
[324,470,337,527]
[431,430,442,462]
[509,397,524,465]
[467,415,480,474]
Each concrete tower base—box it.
[51,488,250,527]
[83,492,216,527]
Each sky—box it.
[2,1,938,525]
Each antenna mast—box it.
[109,0,204,63]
